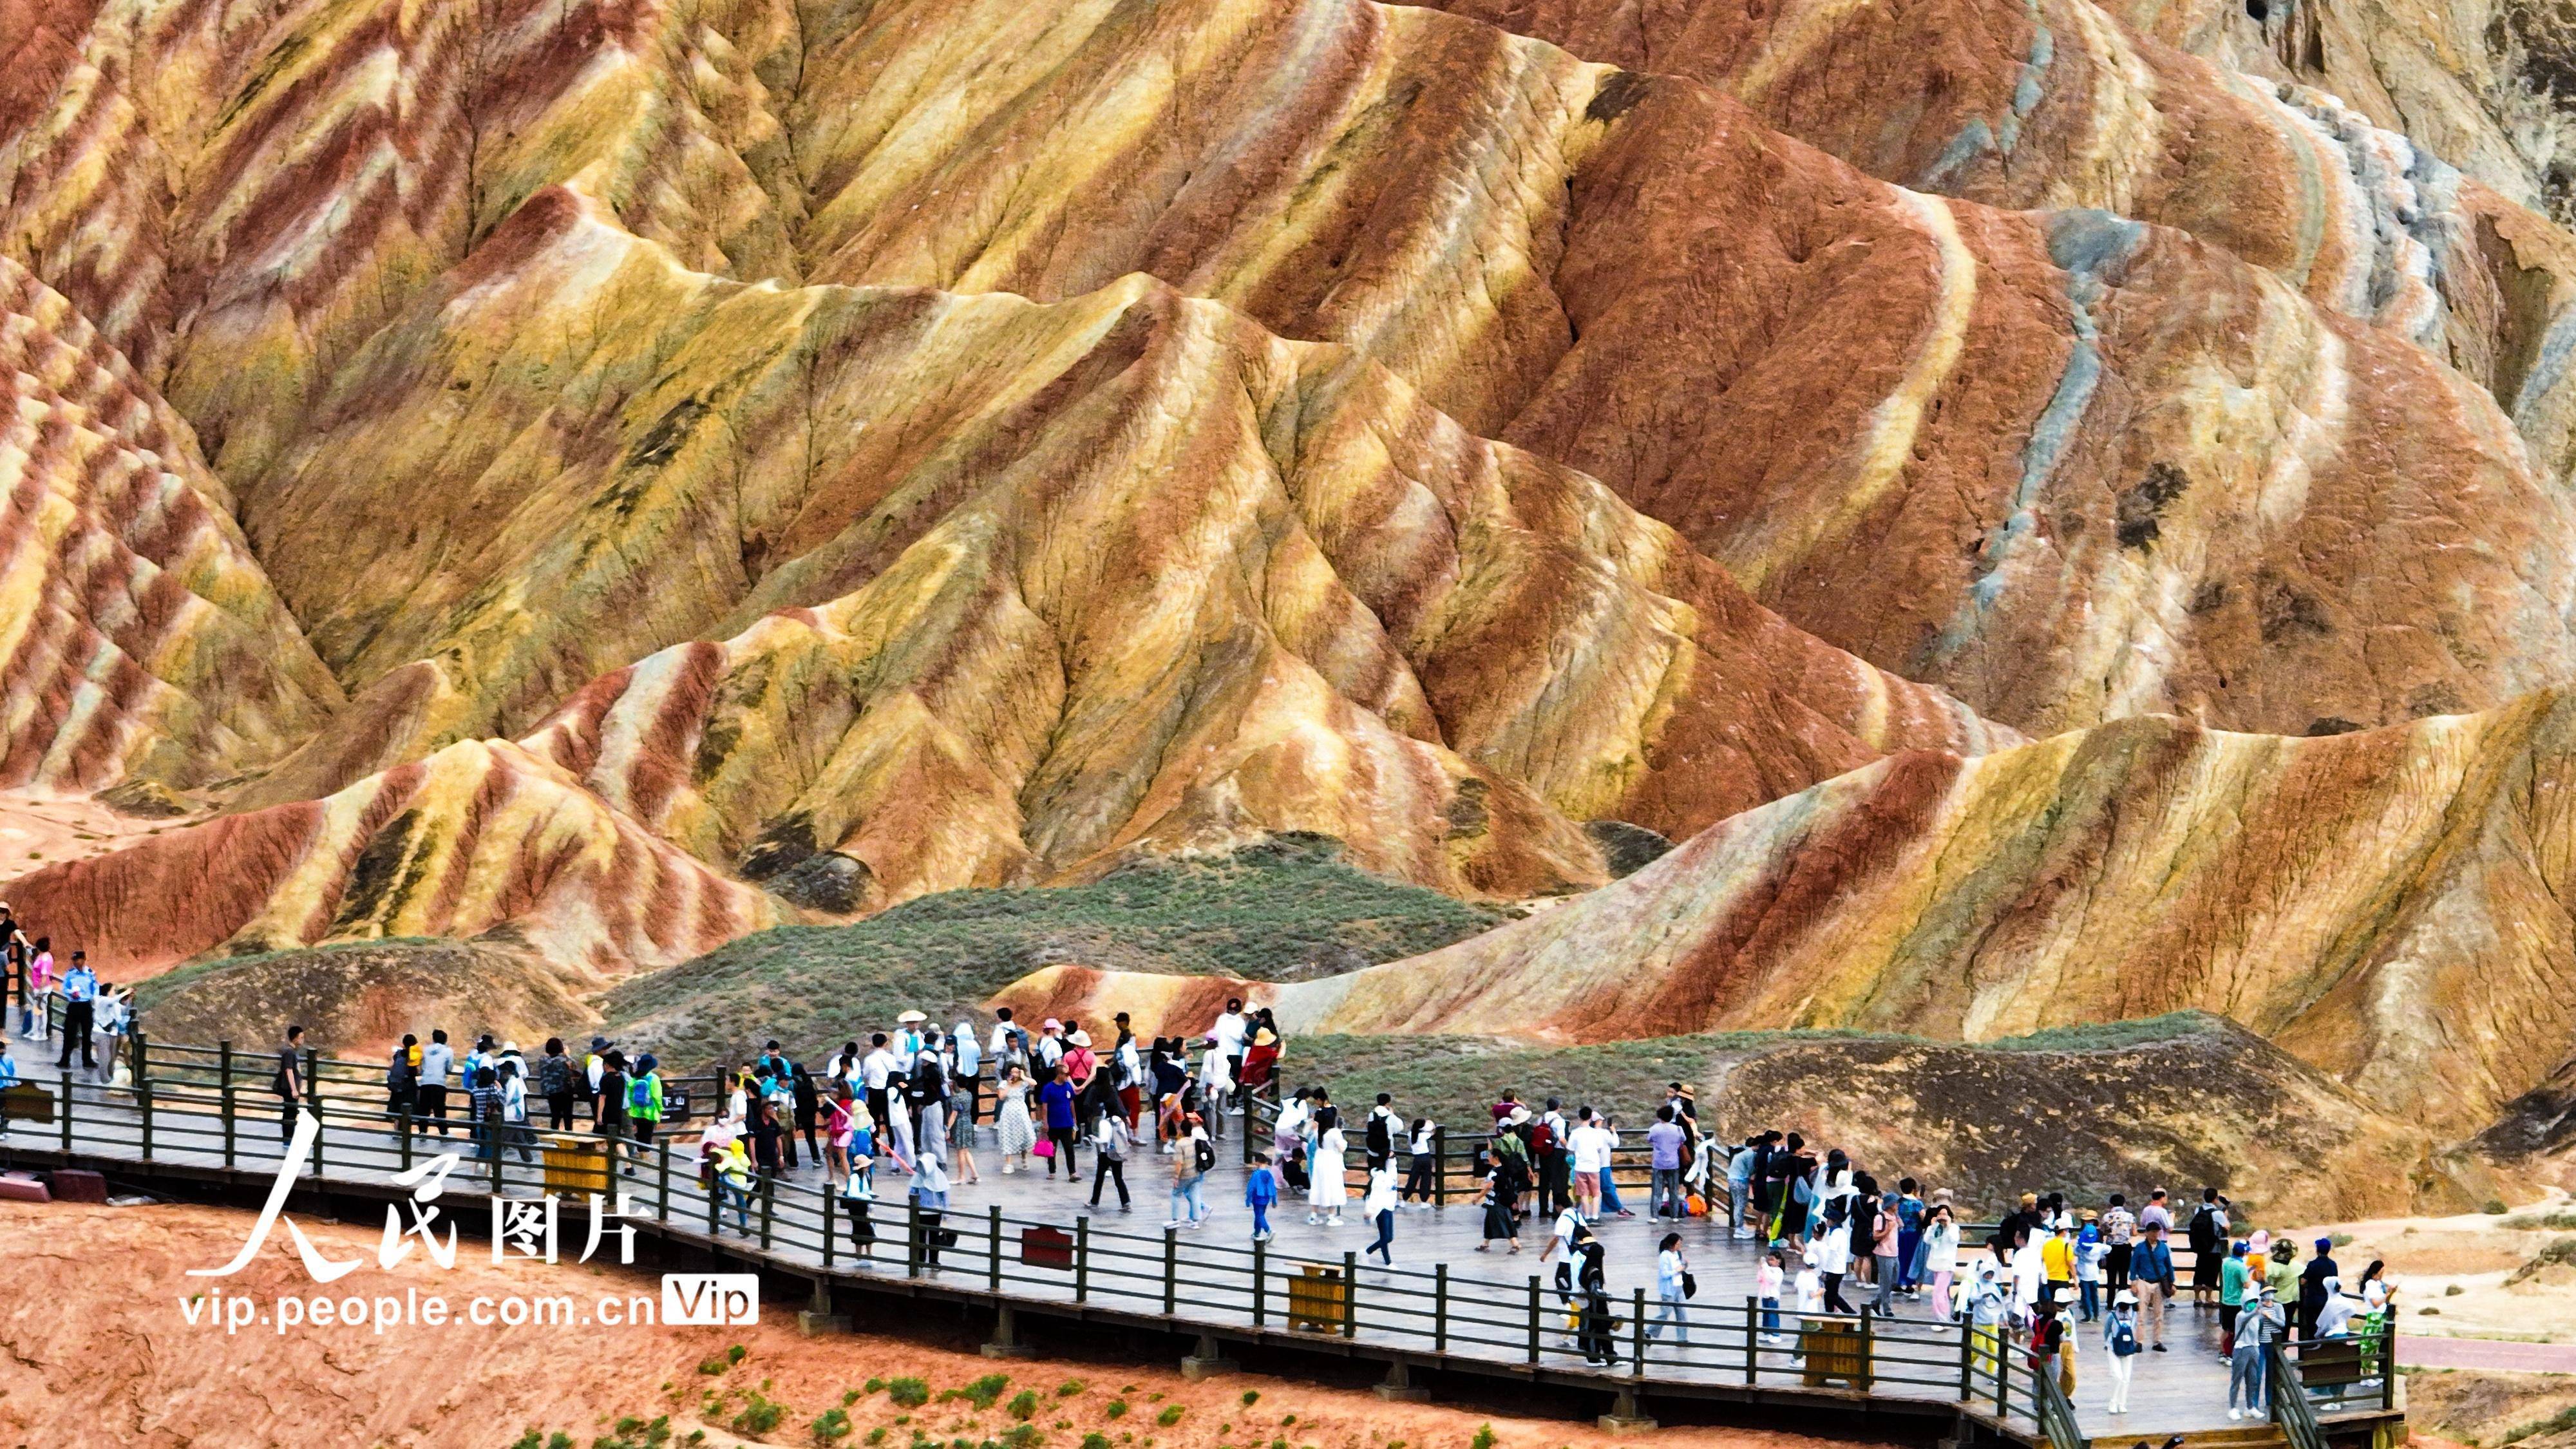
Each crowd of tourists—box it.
[0,925,2400,1421]
[0,903,138,1099]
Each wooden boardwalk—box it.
[0,1061,2406,1449]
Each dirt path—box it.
[2400,1338,2576,1373]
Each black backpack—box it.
[538,1054,574,1097]
[1193,1135,1217,1174]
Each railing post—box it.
[1858,1302,1873,1390]
[59,1066,72,1154]
[1996,1332,2010,1418]
[1164,1227,1179,1315]
[759,1176,775,1250]
[988,1204,1003,1293]
[656,1141,670,1220]
[1252,1236,1267,1327]
[1528,1274,1542,1364]
[1432,1126,1445,1207]
[1632,1287,1646,1378]
[400,1108,414,1171]
[706,1163,719,1235]
[140,1074,153,1159]
[1957,1313,1974,1399]
[2382,1324,2397,1411]
[1747,1296,1761,1383]
[1435,1262,1450,1352]
[221,1048,236,1169]
[133,1030,149,1086]
[906,1199,923,1278]
[1342,1250,1357,1338]
[1075,1217,1090,1303]
[822,1186,837,1268]
[310,1097,324,1176]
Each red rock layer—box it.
[0,255,341,791]
[6,739,779,979]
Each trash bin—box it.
[544,1135,610,1196]
[1799,1319,1871,1389]
[1289,1263,1346,1333]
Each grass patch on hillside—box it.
[602,838,1504,1068]
[1272,1013,2228,1128]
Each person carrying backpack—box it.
[386,1035,420,1122]
[2103,1289,2143,1414]
[537,1039,577,1130]
[624,1054,664,1174]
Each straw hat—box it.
[896,1009,927,1024]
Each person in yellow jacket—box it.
[2041,1220,2077,1312]
[714,1138,755,1235]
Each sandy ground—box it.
[2401,1368,2576,1449]
[0,788,198,884]
[2304,1192,2576,1345]
[0,1199,1854,1449]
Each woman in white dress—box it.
[995,1064,1037,1173]
[1307,1124,1349,1225]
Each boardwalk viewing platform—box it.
[0,1035,2407,1449]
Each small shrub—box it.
[729,1345,749,1364]
[1084,1435,1115,1449]
[2485,1200,2510,1215]
[2502,1406,2576,1446]
[1105,1402,1130,1421]
[1472,1426,1498,1449]
[2330,1233,2354,1246]
[890,1378,933,1408]
[697,1357,731,1376]
[945,1376,1011,1412]
[867,1431,889,1446]
[1057,1381,1087,1398]
[1157,1408,1184,1428]
[1280,1416,1296,1427]
[1010,1390,1043,1421]
[867,1378,889,1395]
[1003,1426,1045,1449]
[734,1394,787,1437]
[814,1408,857,1445]
[1241,1392,1261,1408]
[2445,1284,2465,1296]
[847,1391,866,1407]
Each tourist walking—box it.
[1090,1100,1133,1210]
[1247,1151,1280,1241]
[1475,1142,1522,1252]
[995,1063,1036,1173]
[2230,1285,2286,1418]
[1363,1163,1399,1264]
[2103,1289,2143,1413]
[1166,1113,1212,1228]
[1648,1232,1691,1345]
[273,1025,306,1144]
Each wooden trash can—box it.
[1290,1263,1347,1333]
[543,1135,611,1196]
[1799,1319,1871,1389]
[1,1083,53,1124]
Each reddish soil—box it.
[0,1200,1864,1449]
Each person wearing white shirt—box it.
[419,1031,457,1137]
[1568,1108,1615,1222]
[860,1034,898,1134]
[1362,1165,1400,1263]
[1210,1000,1247,1099]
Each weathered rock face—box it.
[5,739,779,978]
[1420,0,2576,495]
[232,190,2005,902]
[1163,696,2576,1137]
[0,257,341,791]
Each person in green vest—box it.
[2219,1240,2251,1356]
[2264,1236,2301,1316]
[624,1054,665,1176]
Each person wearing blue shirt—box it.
[1246,1151,1280,1241]
[55,952,97,1070]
